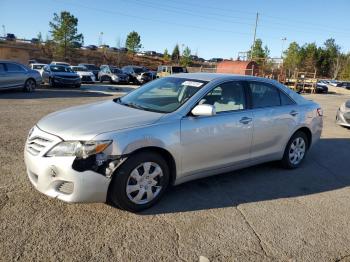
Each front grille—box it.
[56,75,79,79]
[57,181,74,194]
[82,76,92,82]
[26,136,53,156]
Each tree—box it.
[299,43,319,73]
[125,31,142,54]
[171,44,180,62]
[249,39,269,65]
[163,48,170,62]
[283,42,301,75]
[180,46,192,67]
[49,11,83,60]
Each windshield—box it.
[33,65,44,69]
[72,67,87,72]
[83,64,99,70]
[111,68,123,74]
[172,67,185,73]
[134,67,146,73]
[50,65,73,72]
[117,77,208,113]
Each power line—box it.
[133,0,350,35]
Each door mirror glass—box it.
[191,104,216,116]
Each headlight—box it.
[111,75,118,80]
[46,140,112,158]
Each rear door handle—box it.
[239,117,252,124]
[290,110,298,116]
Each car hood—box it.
[52,72,79,77]
[37,100,164,140]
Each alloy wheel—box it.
[25,79,35,92]
[288,137,306,165]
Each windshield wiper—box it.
[114,98,166,113]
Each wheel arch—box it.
[116,146,177,186]
[292,126,312,149]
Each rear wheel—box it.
[281,131,308,169]
[23,79,36,92]
[108,152,170,212]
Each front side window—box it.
[117,77,208,113]
[6,63,25,72]
[200,81,246,113]
[249,82,280,108]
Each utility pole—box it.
[281,37,287,59]
[2,25,6,37]
[98,32,103,46]
[250,12,259,60]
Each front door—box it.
[180,81,253,176]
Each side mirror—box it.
[191,104,216,117]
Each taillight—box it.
[317,108,323,116]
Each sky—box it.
[1,0,350,59]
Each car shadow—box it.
[138,138,350,215]
[0,88,113,99]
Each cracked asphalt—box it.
[0,86,350,261]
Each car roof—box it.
[168,73,274,82]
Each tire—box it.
[23,79,36,92]
[281,131,309,169]
[99,76,103,83]
[108,152,170,212]
[49,77,55,88]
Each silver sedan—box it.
[24,73,323,212]
[0,60,42,92]
[336,100,350,127]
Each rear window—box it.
[6,63,25,72]
[249,82,281,108]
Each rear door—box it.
[5,62,27,87]
[180,81,253,176]
[247,81,298,160]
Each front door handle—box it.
[239,117,252,124]
[290,110,298,116]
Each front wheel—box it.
[108,152,170,212]
[281,131,309,169]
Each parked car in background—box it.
[98,66,129,84]
[78,63,100,78]
[30,63,47,77]
[156,65,188,78]
[122,65,153,84]
[42,64,81,88]
[329,80,342,87]
[342,82,350,90]
[336,100,350,128]
[316,80,328,93]
[82,45,98,50]
[24,74,323,212]
[0,60,41,92]
[50,61,71,67]
[70,66,96,83]
[6,33,16,41]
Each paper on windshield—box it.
[181,81,203,87]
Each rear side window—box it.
[280,91,295,105]
[6,63,25,72]
[249,82,281,108]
